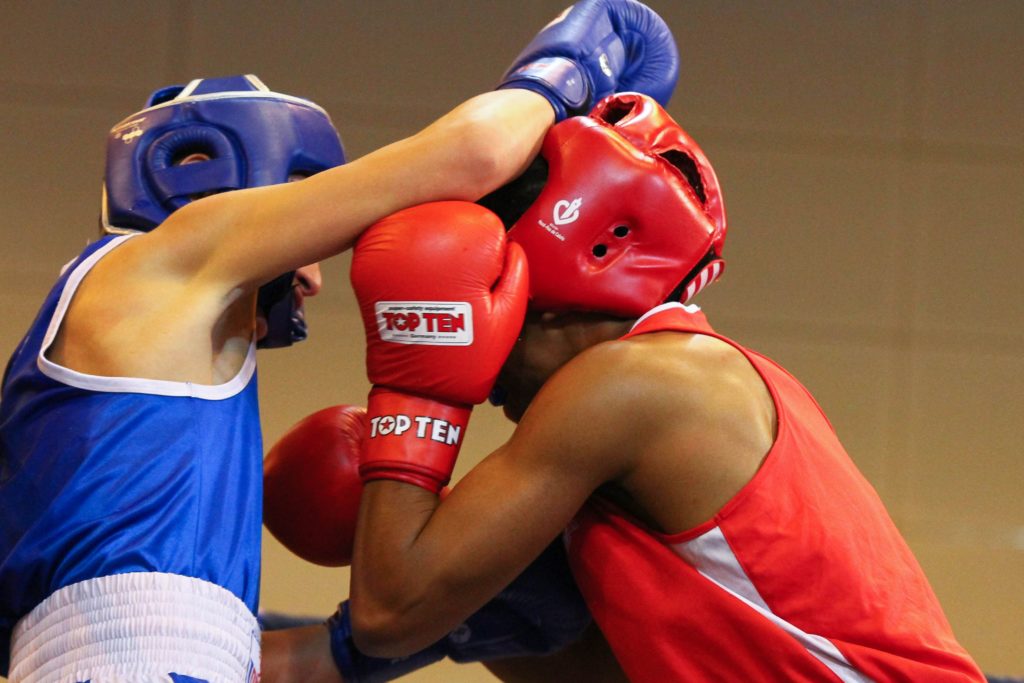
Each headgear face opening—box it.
[102,74,346,348]
[504,92,727,318]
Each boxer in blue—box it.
[0,2,678,680]
[0,74,549,682]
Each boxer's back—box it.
[0,235,264,677]
[566,303,984,682]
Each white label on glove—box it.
[375,301,474,346]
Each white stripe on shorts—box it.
[9,572,259,683]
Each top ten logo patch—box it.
[375,301,474,346]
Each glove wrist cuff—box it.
[327,603,357,678]
[360,388,472,494]
[498,56,591,120]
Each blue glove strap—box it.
[497,57,589,120]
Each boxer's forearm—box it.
[299,89,553,250]
[350,479,540,658]
[395,89,555,203]
[350,481,450,656]
[349,445,594,659]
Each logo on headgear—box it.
[111,117,146,144]
[553,197,582,226]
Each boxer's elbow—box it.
[349,595,435,658]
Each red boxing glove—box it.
[350,201,529,493]
[263,405,366,567]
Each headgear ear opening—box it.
[657,150,707,205]
[593,96,637,126]
[144,126,242,211]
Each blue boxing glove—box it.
[329,540,591,682]
[497,0,679,120]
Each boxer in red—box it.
[336,92,986,681]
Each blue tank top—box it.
[0,235,264,672]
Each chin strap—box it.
[256,272,307,349]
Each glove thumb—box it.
[491,241,530,321]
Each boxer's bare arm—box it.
[351,339,667,656]
[351,348,631,656]
[351,333,773,657]
[149,89,553,293]
[49,90,552,382]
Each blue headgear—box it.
[102,74,346,348]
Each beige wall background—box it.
[1,0,1021,679]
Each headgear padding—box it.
[103,74,345,232]
[507,92,726,317]
[101,75,345,348]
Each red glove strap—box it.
[360,388,472,494]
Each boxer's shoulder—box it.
[516,337,687,470]
[613,330,768,407]
[548,330,737,407]
[535,330,772,458]
[48,225,253,383]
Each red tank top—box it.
[565,303,983,682]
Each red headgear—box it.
[507,92,727,317]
